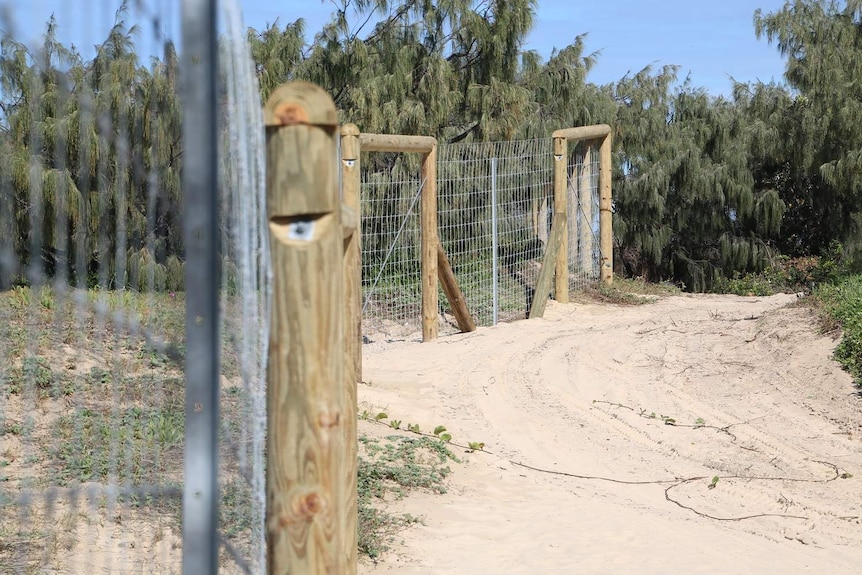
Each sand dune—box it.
[358,293,862,574]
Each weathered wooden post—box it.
[529,211,566,319]
[421,143,439,341]
[437,244,477,333]
[599,132,614,285]
[339,123,361,572]
[264,82,347,575]
[553,136,569,302]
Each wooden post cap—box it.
[264,82,338,128]
[340,123,360,137]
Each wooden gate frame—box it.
[552,125,614,303]
[340,126,476,344]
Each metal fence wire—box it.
[0,0,606,567]
[568,141,603,295]
[359,137,603,339]
[0,1,267,573]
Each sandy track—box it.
[358,293,862,574]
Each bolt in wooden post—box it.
[339,122,361,572]
[553,136,569,303]
[264,82,346,575]
[421,144,439,341]
[599,133,613,285]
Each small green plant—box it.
[38,286,54,310]
[708,476,719,490]
[9,285,31,309]
[357,435,457,558]
[220,479,255,539]
[390,419,401,430]
[694,417,706,427]
[432,425,452,442]
[50,405,183,485]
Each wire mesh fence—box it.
[359,136,603,339]
[0,1,267,573]
[568,141,603,295]
[360,155,424,340]
[438,138,555,327]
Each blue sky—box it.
[245,0,790,95]
[10,0,789,96]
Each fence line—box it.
[1,1,268,573]
[358,132,610,339]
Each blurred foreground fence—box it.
[0,1,267,573]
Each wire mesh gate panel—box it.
[0,1,268,573]
[360,155,424,340]
[438,139,555,327]
[567,141,602,295]
[359,137,603,339]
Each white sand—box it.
[358,294,862,574]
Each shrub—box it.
[816,274,862,386]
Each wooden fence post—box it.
[599,133,614,285]
[553,136,569,302]
[357,134,444,342]
[264,82,346,575]
[437,244,476,333]
[339,122,361,572]
[529,211,566,319]
[421,145,439,341]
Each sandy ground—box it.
[357,293,862,574]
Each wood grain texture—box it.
[437,244,476,333]
[358,133,436,153]
[339,123,361,573]
[530,211,566,319]
[551,124,611,142]
[266,83,346,575]
[421,146,439,341]
[553,137,569,303]
[599,134,614,285]
[264,82,339,128]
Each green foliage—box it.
[50,405,183,484]
[815,274,862,385]
[358,434,457,558]
[710,245,849,296]
[752,1,862,265]
[6,0,861,293]
[711,272,776,297]
[0,2,183,290]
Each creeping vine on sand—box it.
[361,404,853,523]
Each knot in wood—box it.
[294,492,322,520]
